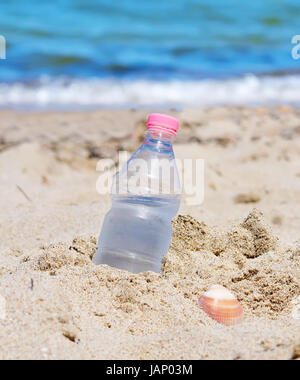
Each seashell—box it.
[198,285,243,326]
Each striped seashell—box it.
[199,285,244,326]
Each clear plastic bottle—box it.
[93,114,181,273]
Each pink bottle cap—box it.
[147,113,179,136]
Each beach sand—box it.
[0,107,299,360]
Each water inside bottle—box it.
[94,195,180,273]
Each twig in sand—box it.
[30,279,34,291]
[16,185,32,203]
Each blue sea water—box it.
[0,0,300,107]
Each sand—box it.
[0,107,299,360]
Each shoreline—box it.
[1,73,300,109]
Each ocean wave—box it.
[0,74,300,109]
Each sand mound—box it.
[31,209,299,322]
[162,210,298,317]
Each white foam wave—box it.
[0,74,300,108]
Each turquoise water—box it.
[0,0,300,107]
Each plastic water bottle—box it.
[93,114,181,273]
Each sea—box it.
[0,0,300,108]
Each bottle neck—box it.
[144,129,175,152]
